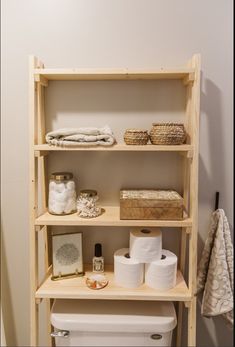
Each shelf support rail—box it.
[30,55,53,347]
[176,54,200,347]
[187,54,201,347]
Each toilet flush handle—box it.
[150,334,162,340]
[51,330,70,338]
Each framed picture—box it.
[52,232,84,280]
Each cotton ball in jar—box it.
[64,198,77,214]
[49,172,76,215]
[67,189,76,199]
[48,202,55,213]
[55,182,66,193]
[66,181,75,191]
[49,181,57,191]
[56,190,69,203]
[52,202,66,215]
[49,190,57,202]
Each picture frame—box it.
[52,232,84,280]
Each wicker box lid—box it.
[120,190,183,208]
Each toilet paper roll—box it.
[114,248,144,288]
[129,228,162,263]
[145,249,177,290]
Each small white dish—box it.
[86,274,108,290]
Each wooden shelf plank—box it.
[34,143,193,153]
[34,68,195,81]
[35,207,192,227]
[35,266,191,301]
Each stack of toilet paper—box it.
[114,228,177,290]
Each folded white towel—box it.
[46,125,116,147]
[197,209,233,326]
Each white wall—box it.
[1,0,233,346]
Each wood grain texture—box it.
[188,297,197,347]
[34,143,194,153]
[36,265,191,301]
[33,68,195,81]
[187,54,201,347]
[35,207,192,227]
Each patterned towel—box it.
[197,209,233,326]
[46,125,116,147]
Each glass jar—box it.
[77,190,101,218]
[48,172,77,215]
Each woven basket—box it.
[124,129,149,145]
[149,123,186,145]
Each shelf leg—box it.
[176,227,188,346]
[30,231,39,346]
[29,55,40,346]
[188,297,197,346]
[45,299,54,346]
[186,54,200,347]
[38,72,52,347]
[30,301,39,346]
[176,302,183,346]
[43,226,53,346]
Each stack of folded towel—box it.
[46,125,116,147]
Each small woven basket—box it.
[149,123,186,145]
[124,129,149,145]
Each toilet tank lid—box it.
[51,300,177,333]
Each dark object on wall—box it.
[215,191,220,211]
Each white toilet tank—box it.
[51,299,177,346]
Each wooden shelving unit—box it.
[29,54,200,347]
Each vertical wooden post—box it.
[188,297,197,346]
[176,156,190,346]
[187,54,201,347]
[29,55,39,346]
[176,53,193,346]
[36,60,53,347]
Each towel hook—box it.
[215,192,220,211]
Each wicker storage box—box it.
[124,129,149,145]
[120,190,184,220]
[149,123,186,145]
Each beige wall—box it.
[1,0,233,346]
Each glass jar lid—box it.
[80,189,97,198]
[50,172,73,181]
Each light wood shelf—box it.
[34,143,194,154]
[34,68,195,81]
[35,207,192,227]
[36,265,191,302]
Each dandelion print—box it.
[56,243,79,266]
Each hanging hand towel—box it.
[197,209,233,326]
[45,125,116,147]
